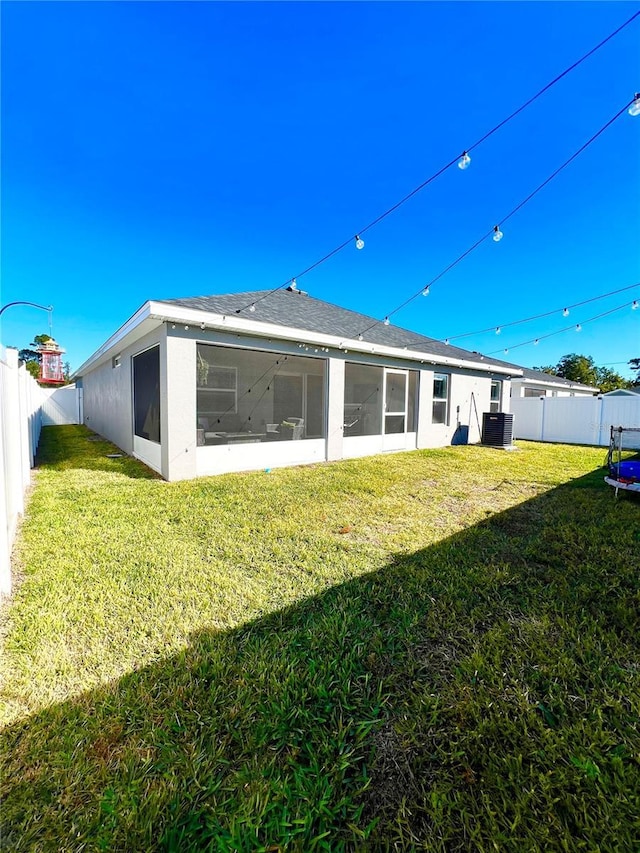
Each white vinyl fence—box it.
[511,395,640,449]
[0,347,80,595]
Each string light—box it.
[534,339,539,345]
[355,235,365,250]
[629,93,640,116]
[249,304,256,312]
[383,317,390,326]
[444,285,639,342]
[485,300,636,355]
[458,152,471,170]
[633,300,639,310]
[422,286,430,297]
[233,14,640,316]
[290,279,297,290]
[495,326,501,335]
[575,323,582,332]
[354,100,633,340]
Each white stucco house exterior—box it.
[75,288,522,481]
[509,367,598,398]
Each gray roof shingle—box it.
[157,288,519,370]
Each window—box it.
[524,387,544,398]
[490,380,502,413]
[197,351,237,414]
[432,373,449,424]
[133,346,160,443]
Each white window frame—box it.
[198,365,238,414]
[490,380,502,413]
[432,373,449,425]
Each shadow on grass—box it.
[35,425,161,479]
[2,467,639,851]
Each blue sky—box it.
[2,1,639,376]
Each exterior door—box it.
[382,369,408,451]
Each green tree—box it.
[629,358,640,385]
[534,353,631,393]
[554,353,599,386]
[18,333,53,382]
[595,366,631,394]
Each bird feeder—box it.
[38,338,66,385]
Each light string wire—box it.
[485,300,638,355]
[239,356,292,430]
[443,282,640,341]
[355,98,634,339]
[234,10,640,315]
[204,352,289,423]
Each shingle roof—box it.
[157,288,519,370]
[509,365,598,390]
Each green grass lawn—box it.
[1,425,639,852]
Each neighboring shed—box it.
[602,388,640,397]
[75,289,521,480]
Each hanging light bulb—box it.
[249,304,256,312]
[632,300,639,310]
[422,286,430,297]
[355,235,365,250]
[575,323,582,332]
[383,317,390,326]
[492,226,503,242]
[562,308,570,317]
[358,333,364,341]
[495,326,501,335]
[534,339,539,346]
[504,348,509,354]
[290,278,297,290]
[628,93,640,117]
[457,151,471,170]
[444,338,450,346]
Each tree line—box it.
[533,354,638,393]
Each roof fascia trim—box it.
[74,302,156,376]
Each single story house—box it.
[75,288,522,481]
[509,367,598,398]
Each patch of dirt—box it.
[366,722,421,815]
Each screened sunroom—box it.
[196,343,326,446]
